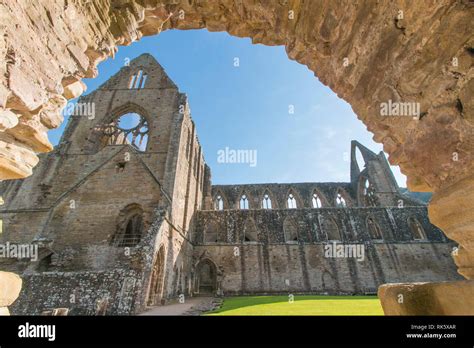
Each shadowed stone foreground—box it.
[378,281,474,315]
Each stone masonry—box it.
[0,55,462,314]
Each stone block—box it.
[0,271,22,308]
[378,280,474,315]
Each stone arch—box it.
[408,216,427,241]
[358,176,377,207]
[311,188,328,208]
[242,217,258,242]
[147,245,166,306]
[322,216,342,241]
[261,188,276,209]
[128,67,148,89]
[321,269,336,292]
[111,203,145,247]
[283,217,299,243]
[335,188,352,207]
[203,220,225,243]
[238,191,251,210]
[213,190,228,211]
[195,258,217,295]
[366,216,383,240]
[1,1,473,284]
[285,188,304,209]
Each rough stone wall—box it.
[0,0,472,279]
[193,243,460,295]
[193,207,461,295]
[0,54,207,313]
[10,269,142,315]
[195,207,448,245]
[210,182,422,210]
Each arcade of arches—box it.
[0,1,473,315]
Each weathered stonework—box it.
[0,54,465,314]
[0,2,472,286]
[378,280,474,315]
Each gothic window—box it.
[312,192,322,208]
[113,214,144,247]
[322,217,341,241]
[111,204,145,247]
[128,70,147,89]
[361,177,376,207]
[287,193,297,209]
[215,195,224,211]
[336,192,347,207]
[99,112,149,151]
[243,218,258,242]
[408,216,426,240]
[367,217,383,240]
[240,194,249,210]
[204,221,221,243]
[140,74,148,89]
[262,192,272,209]
[283,218,298,242]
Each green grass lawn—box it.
[205,295,384,316]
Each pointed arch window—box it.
[239,194,249,210]
[323,217,341,241]
[243,218,258,242]
[361,177,377,207]
[312,192,322,208]
[367,217,383,240]
[408,216,426,240]
[112,212,144,247]
[215,195,224,211]
[262,192,272,209]
[204,221,223,243]
[287,193,297,209]
[336,192,347,207]
[128,70,147,89]
[283,218,299,242]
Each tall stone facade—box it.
[0,55,461,315]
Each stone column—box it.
[0,271,22,315]
[378,173,474,314]
[429,174,474,280]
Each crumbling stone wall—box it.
[0,0,472,282]
[193,207,461,295]
[0,55,207,313]
[11,269,142,315]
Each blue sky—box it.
[51,29,407,187]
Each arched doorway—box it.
[147,246,165,306]
[195,259,217,295]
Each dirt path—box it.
[139,297,221,316]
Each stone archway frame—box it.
[194,258,218,295]
[0,1,473,313]
[147,245,166,306]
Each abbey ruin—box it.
[0,1,472,315]
[0,55,462,314]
